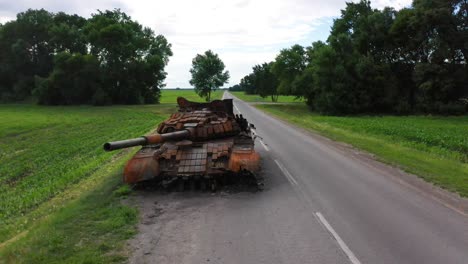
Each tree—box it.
[0,8,172,105]
[271,44,306,95]
[84,9,172,104]
[292,41,327,108]
[251,63,279,102]
[189,50,229,101]
[228,84,243,91]
[240,74,256,94]
[237,0,467,115]
[34,52,101,105]
[0,9,55,100]
[317,0,398,114]
[390,0,468,112]
[50,12,87,54]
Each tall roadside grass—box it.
[160,89,224,103]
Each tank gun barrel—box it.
[103,129,191,151]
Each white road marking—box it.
[234,104,241,114]
[315,212,361,264]
[274,159,298,186]
[259,139,270,151]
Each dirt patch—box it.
[126,190,251,264]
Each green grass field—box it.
[230,91,303,103]
[257,104,468,197]
[160,89,224,103]
[0,88,225,262]
[0,104,175,262]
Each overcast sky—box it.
[0,0,411,88]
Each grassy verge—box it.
[230,91,303,103]
[0,151,137,263]
[256,104,468,197]
[0,104,174,262]
[160,89,224,103]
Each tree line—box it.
[0,9,172,105]
[237,0,468,115]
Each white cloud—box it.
[0,0,129,22]
[0,0,412,87]
[372,0,412,9]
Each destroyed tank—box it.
[103,97,262,191]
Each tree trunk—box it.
[271,94,278,102]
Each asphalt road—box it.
[128,92,468,264]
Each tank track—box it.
[159,171,264,192]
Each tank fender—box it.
[228,148,260,173]
[123,151,160,183]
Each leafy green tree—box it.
[0,9,55,100]
[320,0,398,113]
[34,52,101,105]
[228,84,243,91]
[271,44,306,95]
[0,8,172,105]
[189,50,229,101]
[240,74,256,94]
[251,63,279,102]
[50,12,87,54]
[292,41,327,108]
[238,0,467,115]
[391,0,467,112]
[84,9,172,104]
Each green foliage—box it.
[50,12,87,54]
[92,87,112,106]
[0,9,172,105]
[258,103,468,196]
[228,84,242,91]
[34,52,102,105]
[413,63,467,113]
[189,50,229,101]
[240,0,467,115]
[84,10,172,104]
[113,184,132,197]
[239,74,256,94]
[0,9,54,101]
[251,63,279,102]
[0,162,138,263]
[271,44,306,95]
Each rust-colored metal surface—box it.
[104,97,262,190]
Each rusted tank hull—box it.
[122,138,261,189]
[104,97,262,190]
[123,148,160,183]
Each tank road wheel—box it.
[242,170,264,191]
[200,179,207,192]
[210,179,217,192]
[190,178,196,191]
[162,177,177,189]
[255,174,265,191]
[177,178,184,192]
[221,174,227,186]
